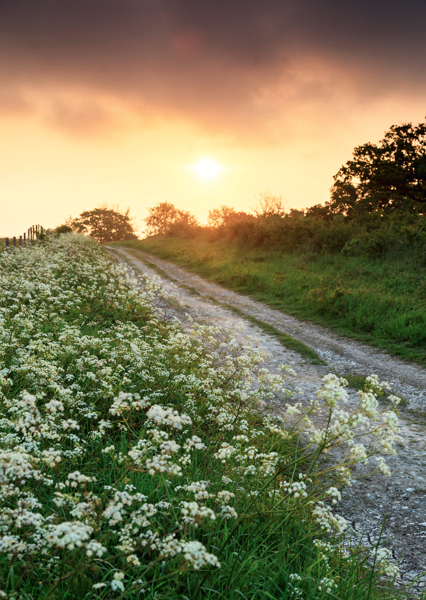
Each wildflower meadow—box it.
[0,235,406,599]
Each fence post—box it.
[4,226,49,251]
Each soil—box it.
[107,245,426,595]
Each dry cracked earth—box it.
[107,245,426,595]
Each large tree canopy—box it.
[329,121,426,219]
[71,207,138,243]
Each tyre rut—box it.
[107,245,426,593]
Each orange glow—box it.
[1,91,426,238]
[1,1,426,238]
[190,158,222,179]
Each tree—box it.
[70,206,138,243]
[304,203,332,221]
[207,205,251,227]
[168,209,199,234]
[144,202,179,235]
[330,120,426,219]
[252,191,287,218]
[144,202,198,235]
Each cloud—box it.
[0,89,33,116]
[1,0,425,138]
[45,99,117,137]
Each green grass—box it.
[115,237,426,365]
[113,246,325,365]
[1,236,408,599]
[222,305,326,365]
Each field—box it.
[118,237,426,365]
[0,235,405,599]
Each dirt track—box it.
[108,245,426,593]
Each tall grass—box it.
[119,237,426,364]
[0,236,406,599]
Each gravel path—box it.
[108,245,426,594]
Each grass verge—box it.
[114,237,426,366]
[110,246,325,365]
[223,305,326,365]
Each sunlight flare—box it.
[191,158,222,179]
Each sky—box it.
[1,0,426,237]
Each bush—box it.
[55,224,73,234]
[342,219,426,257]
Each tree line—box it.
[58,118,426,254]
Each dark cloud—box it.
[1,0,425,135]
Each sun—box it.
[191,158,222,179]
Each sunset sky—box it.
[1,0,426,237]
